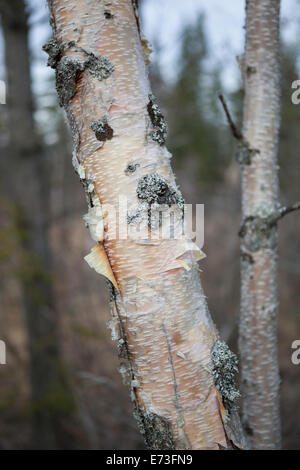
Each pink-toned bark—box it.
[47,0,245,449]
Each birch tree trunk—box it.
[239,0,281,449]
[46,0,245,449]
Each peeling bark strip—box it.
[239,0,281,449]
[46,0,245,449]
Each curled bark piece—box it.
[84,244,119,291]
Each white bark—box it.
[46,0,245,449]
[239,0,281,449]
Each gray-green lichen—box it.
[236,139,260,165]
[126,202,148,226]
[90,118,113,141]
[84,52,114,80]
[212,340,240,412]
[239,215,277,252]
[117,338,127,360]
[42,37,63,68]
[127,173,184,229]
[136,173,184,209]
[147,94,167,145]
[133,409,175,450]
[55,56,85,107]
[43,39,114,108]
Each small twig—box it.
[218,93,243,141]
[218,93,260,165]
[239,202,300,240]
[270,202,300,224]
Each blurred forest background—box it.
[0,0,299,449]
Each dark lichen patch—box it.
[147,94,167,145]
[240,251,254,265]
[106,279,116,301]
[90,119,113,141]
[212,340,240,412]
[104,9,114,19]
[81,177,94,193]
[126,202,148,227]
[126,212,139,225]
[44,40,114,81]
[55,56,85,107]
[125,162,140,174]
[236,140,260,165]
[132,0,139,10]
[42,37,63,68]
[131,173,184,230]
[137,173,184,209]
[80,177,95,207]
[133,409,175,450]
[246,65,257,76]
[117,339,127,359]
[44,41,114,107]
[66,40,76,49]
[84,52,114,80]
[239,215,277,252]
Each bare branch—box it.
[218,93,259,165]
[218,93,243,140]
[270,202,300,224]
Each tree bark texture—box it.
[239,0,281,449]
[46,0,245,449]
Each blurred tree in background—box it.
[165,15,227,185]
[0,0,76,449]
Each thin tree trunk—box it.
[46,0,245,449]
[0,0,75,449]
[239,0,281,449]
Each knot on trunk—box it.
[239,214,277,252]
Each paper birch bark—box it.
[45,0,245,449]
[238,0,281,449]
